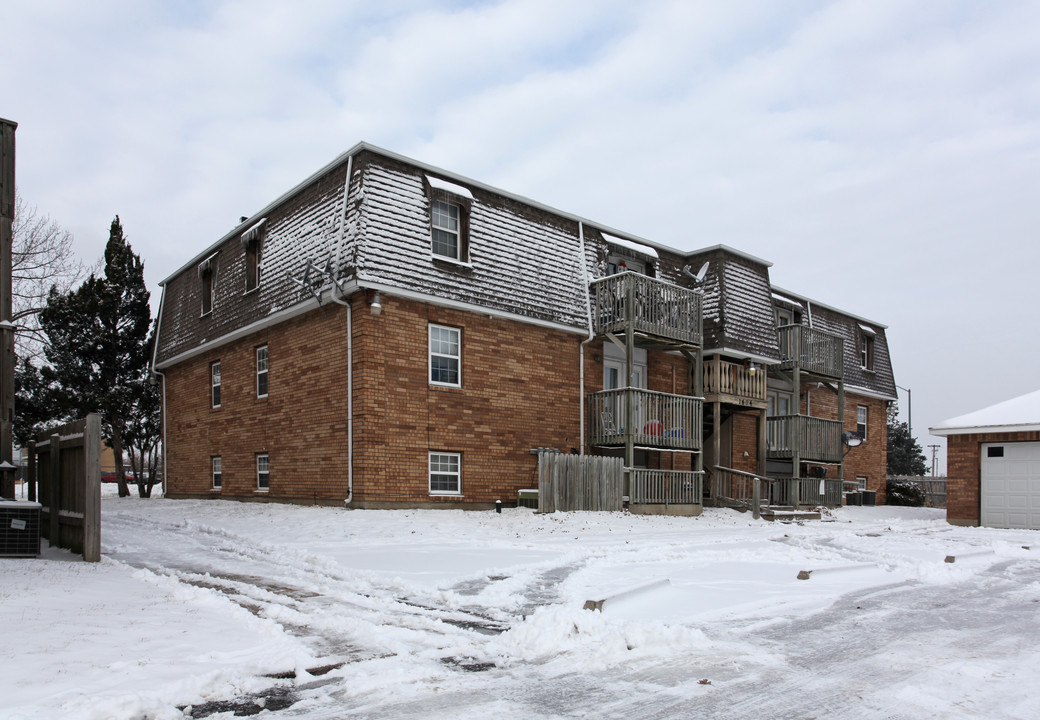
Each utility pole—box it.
[0,118,17,500]
[928,444,940,477]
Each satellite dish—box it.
[682,261,710,285]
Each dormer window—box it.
[859,325,876,370]
[241,218,266,293]
[198,253,217,316]
[426,175,472,264]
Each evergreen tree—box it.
[13,358,59,447]
[38,217,153,498]
[887,404,927,476]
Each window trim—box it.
[856,476,867,491]
[198,253,217,316]
[427,181,472,265]
[256,453,270,492]
[212,456,222,491]
[211,361,221,409]
[256,345,269,399]
[857,405,868,440]
[241,218,266,294]
[429,324,461,388]
[860,333,875,371]
[429,452,462,496]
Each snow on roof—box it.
[426,175,474,199]
[772,292,802,307]
[602,233,659,259]
[859,323,876,335]
[242,217,267,243]
[931,389,1040,436]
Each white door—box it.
[981,442,1040,530]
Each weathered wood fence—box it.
[28,415,101,561]
[537,452,623,512]
[889,475,947,508]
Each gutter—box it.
[149,285,168,496]
[577,222,594,454]
[326,155,355,507]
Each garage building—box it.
[931,390,1040,529]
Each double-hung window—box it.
[429,324,461,387]
[211,361,221,408]
[429,452,461,495]
[857,405,868,440]
[257,453,270,491]
[212,457,222,490]
[432,200,461,260]
[256,345,269,398]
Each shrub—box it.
[886,479,926,507]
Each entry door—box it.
[981,442,1040,530]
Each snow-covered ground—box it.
[4,491,1040,720]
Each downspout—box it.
[806,300,814,328]
[327,154,355,506]
[577,222,595,454]
[149,285,168,497]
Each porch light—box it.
[747,362,757,376]
[370,291,382,316]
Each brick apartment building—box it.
[152,143,896,510]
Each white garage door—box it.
[981,442,1040,530]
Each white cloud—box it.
[4,0,1040,470]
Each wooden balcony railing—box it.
[769,477,844,508]
[630,469,703,505]
[590,272,702,346]
[588,388,702,451]
[766,414,843,463]
[703,357,767,405]
[777,325,843,378]
[711,467,843,512]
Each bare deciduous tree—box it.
[12,195,85,359]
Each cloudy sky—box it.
[5,0,1040,472]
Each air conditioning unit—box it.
[0,500,42,557]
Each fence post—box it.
[27,440,36,502]
[752,477,761,520]
[48,431,60,546]
[82,414,101,562]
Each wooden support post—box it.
[48,432,60,546]
[27,441,35,501]
[83,414,101,562]
[0,119,16,501]
[752,476,761,520]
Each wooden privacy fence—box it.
[889,476,947,508]
[28,415,101,561]
[538,452,623,512]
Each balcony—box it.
[588,388,703,451]
[769,477,844,508]
[776,325,843,379]
[590,272,702,347]
[703,357,767,408]
[630,469,703,505]
[766,414,843,463]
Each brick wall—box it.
[164,293,585,507]
[945,430,1040,526]
[796,385,889,501]
[164,303,353,503]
